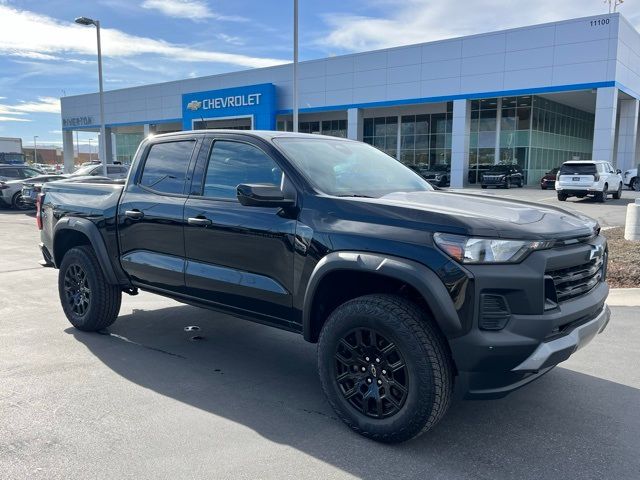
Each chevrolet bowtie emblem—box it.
[589,244,604,261]
[186,100,202,111]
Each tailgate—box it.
[558,174,594,187]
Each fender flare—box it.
[53,217,121,285]
[302,251,463,342]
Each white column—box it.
[450,99,471,188]
[99,127,114,164]
[347,108,363,141]
[143,124,151,137]
[494,97,502,164]
[111,131,118,164]
[592,87,618,163]
[615,97,639,172]
[62,130,75,173]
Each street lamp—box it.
[33,135,38,165]
[75,16,107,176]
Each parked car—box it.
[556,160,623,202]
[480,164,524,188]
[71,163,129,179]
[419,164,450,187]
[539,167,559,190]
[39,131,609,443]
[4,164,128,210]
[0,165,45,209]
[468,164,492,184]
[623,167,638,191]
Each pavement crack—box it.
[98,331,187,359]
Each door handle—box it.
[125,209,144,220]
[187,216,212,226]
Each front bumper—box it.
[450,235,609,399]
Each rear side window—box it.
[139,141,195,194]
[560,163,597,175]
[0,168,20,178]
[202,141,282,200]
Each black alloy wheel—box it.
[63,263,91,316]
[334,327,409,419]
[12,192,31,210]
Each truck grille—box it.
[546,255,605,302]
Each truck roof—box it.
[149,130,355,142]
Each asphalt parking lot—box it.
[1,199,639,479]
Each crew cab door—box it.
[182,135,297,324]
[117,137,200,293]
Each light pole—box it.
[75,16,107,176]
[293,0,299,133]
[33,135,38,165]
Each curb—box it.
[607,288,640,307]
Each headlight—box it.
[433,233,552,264]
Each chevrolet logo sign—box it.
[186,100,202,111]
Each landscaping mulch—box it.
[602,227,640,288]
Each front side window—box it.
[202,141,282,200]
[139,141,195,194]
[274,137,432,198]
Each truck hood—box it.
[342,191,598,240]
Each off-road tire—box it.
[630,177,638,191]
[58,245,121,331]
[317,294,453,443]
[557,192,568,201]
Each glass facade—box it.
[527,96,594,184]
[363,116,398,159]
[115,133,144,164]
[363,106,453,166]
[469,95,594,184]
[276,119,347,138]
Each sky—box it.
[1,0,640,150]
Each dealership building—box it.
[60,13,640,186]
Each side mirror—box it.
[237,184,295,208]
[617,169,622,174]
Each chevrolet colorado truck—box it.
[38,131,610,443]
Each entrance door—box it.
[183,136,297,325]
[193,117,252,130]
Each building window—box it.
[115,133,144,164]
[277,119,346,138]
[364,116,398,159]
[398,112,451,167]
[321,119,347,138]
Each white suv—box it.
[555,160,623,203]
[623,168,638,191]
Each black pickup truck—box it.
[38,131,610,443]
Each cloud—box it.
[9,97,61,114]
[0,97,60,123]
[216,33,245,46]
[141,0,247,22]
[0,4,283,68]
[319,0,624,52]
[0,116,31,122]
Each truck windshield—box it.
[274,137,432,198]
